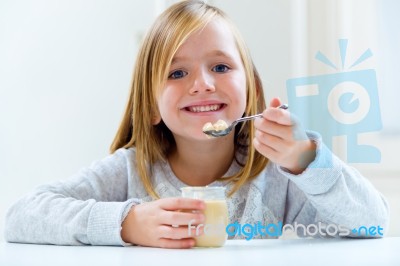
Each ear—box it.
[152,113,162,125]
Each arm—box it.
[5,148,207,248]
[279,133,389,238]
[254,98,389,237]
[5,148,139,245]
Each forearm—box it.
[280,134,389,237]
[5,184,138,245]
[5,148,141,245]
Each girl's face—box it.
[157,19,247,141]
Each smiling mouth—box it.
[184,104,225,113]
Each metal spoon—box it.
[203,104,289,137]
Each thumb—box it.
[269,97,282,108]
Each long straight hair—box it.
[110,1,267,199]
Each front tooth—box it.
[189,104,222,112]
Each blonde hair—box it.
[111,0,267,199]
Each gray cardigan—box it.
[4,132,389,245]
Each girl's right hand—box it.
[121,197,205,249]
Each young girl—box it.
[5,1,389,249]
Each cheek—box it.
[231,76,247,111]
[156,88,178,122]
[157,86,172,109]
[238,90,247,115]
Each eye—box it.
[212,64,230,73]
[168,70,187,79]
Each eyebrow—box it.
[171,50,234,65]
[207,49,232,58]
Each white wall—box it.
[1,0,399,237]
[0,0,157,236]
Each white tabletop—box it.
[1,238,399,266]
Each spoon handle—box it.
[235,104,289,123]
[235,114,263,123]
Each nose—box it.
[189,69,216,95]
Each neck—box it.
[168,135,235,186]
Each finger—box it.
[254,117,291,139]
[269,97,282,108]
[255,130,287,152]
[253,138,279,158]
[159,198,205,211]
[158,225,203,239]
[158,238,195,249]
[262,107,292,126]
[160,211,205,226]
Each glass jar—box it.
[181,186,228,247]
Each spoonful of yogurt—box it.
[202,104,288,138]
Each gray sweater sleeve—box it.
[4,148,139,246]
[279,132,390,237]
